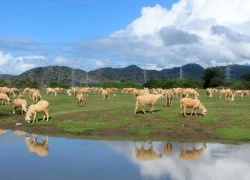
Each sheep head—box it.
[25,116,31,123]
[202,109,207,116]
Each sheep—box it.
[225,89,234,101]
[0,93,11,105]
[28,88,37,99]
[13,98,27,114]
[113,93,117,99]
[76,93,87,106]
[25,100,49,124]
[0,87,15,98]
[163,89,174,107]
[46,87,57,96]
[67,89,72,96]
[23,87,30,94]
[25,134,49,157]
[102,90,109,100]
[32,90,42,104]
[134,141,162,161]
[234,90,243,97]
[134,94,163,115]
[179,143,207,161]
[205,88,213,98]
[182,88,199,98]
[180,97,207,117]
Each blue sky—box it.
[0,0,250,74]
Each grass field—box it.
[1,88,250,143]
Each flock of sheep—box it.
[0,85,247,124]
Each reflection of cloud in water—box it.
[102,141,250,180]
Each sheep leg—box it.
[183,107,187,117]
[191,108,194,116]
[149,105,154,113]
[13,106,16,114]
[141,106,146,114]
[33,113,37,124]
[134,104,140,115]
[179,108,183,117]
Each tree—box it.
[0,79,8,87]
[241,73,250,81]
[202,67,224,88]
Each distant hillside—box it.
[0,63,249,86]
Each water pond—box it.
[0,129,249,180]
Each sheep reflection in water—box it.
[164,142,173,156]
[25,134,49,157]
[0,129,8,135]
[134,141,162,161]
[179,142,207,161]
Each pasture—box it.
[0,88,250,143]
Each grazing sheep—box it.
[102,90,109,100]
[182,88,199,98]
[28,88,37,99]
[224,89,234,101]
[25,100,49,124]
[134,141,162,161]
[179,143,207,161]
[180,97,207,117]
[13,98,27,114]
[76,93,87,106]
[234,90,243,97]
[134,94,163,115]
[0,93,11,105]
[46,88,57,96]
[23,87,30,94]
[32,90,42,104]
[25,134,49,157]
[113,93,117,99]
[164,142,173,156]
[205,88,213,98]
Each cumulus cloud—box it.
[71,0,250,70]
[2,0,250,74]
[0,51,45,75]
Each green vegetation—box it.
[0,88,250,142]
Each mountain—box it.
[0,63,249,86]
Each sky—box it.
[0,0,250,75]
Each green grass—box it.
[1,88,250,142]
[215,127,250,141]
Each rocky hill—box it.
[0,63,249,86]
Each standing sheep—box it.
[134,94,163,115]
[180,97,207,117]
[13,98,27,114]
[25,100,49,124]
[32,90,42,104]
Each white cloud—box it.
[0,51,45,75]
[72,0,250,70]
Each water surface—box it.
[0,130,249,180]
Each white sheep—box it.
[180,97,207,117]
[76,93,87,106]
[46,88,57,96]
[32,90,42,104]
[0,93,11,105]
[102,90,109,100]
[134,94,163,115]
[25,100,49,124]
[13,98,27,114]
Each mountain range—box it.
[0,63,249,86]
